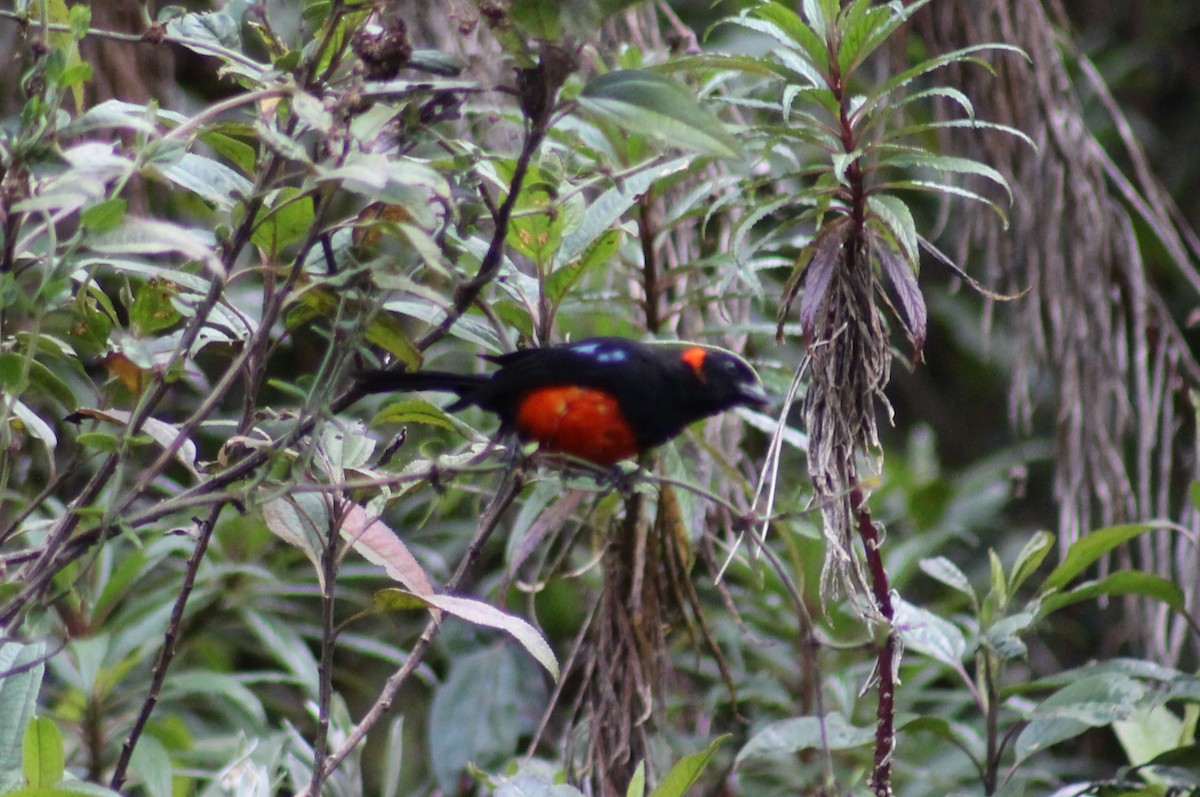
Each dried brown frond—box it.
[800,224,891,606]
[911,0,1200,663]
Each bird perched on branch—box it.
[353,337,768,467]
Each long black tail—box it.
[351,369,487,403]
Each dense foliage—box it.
[0,2,1197,796]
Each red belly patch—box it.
[514,386,638,466]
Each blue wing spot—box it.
[573,341,628,364]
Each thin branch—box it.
[109,505,223,791]
[292,468,526,797]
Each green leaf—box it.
[1114,706,1186,769]
[982,611,1034,660]
[65,409,199,479]
[1015,673,1149,766]
[241,610,321,699]
[1037,572,1186,618]
[0,644,46,793]
[81,198,128,234]
[250,188,315,256]
[545,229,621,305]
[558,156,691,264]
[428,646,524,792]
[166,10,242,53]
[260,493,328,584]
[918,556,976,606]
[868,194,918,264]
[894,598,966,669]
[0,353,22,390]
[625,761,646,797]
[129,278,183,336]
[875,148,1012,204]
[506,180,566,267]
[318,154,449,227]
[840,0,931,76]
[128,733,172,797]
[741,4,828,87]
[736,714,873,765]
[87,218,222,274]
[23,717,64,789]
[162,671,267,728]
[369,398,460,432]
[856,43,1028,126]
[154,152,252,212]
[649,735,729,797]
[1040,523,1167,592]
[364,314,421,369]
[578,70,742,159]
[1030,672,1147,725]
[200,129,258,174]
[1008,530,1055,595]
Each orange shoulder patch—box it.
[681,347,708,381]
[514,386,638,466]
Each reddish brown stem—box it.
[853,486,896,797]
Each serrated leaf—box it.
[558,156,690,263]
[868,194,918,263]
[545,229,620,304]
[876,148,1012,204]
[857,43,1028,126]
[739,5,827,87]
[579,70,742,159]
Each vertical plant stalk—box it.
[638,198,662,333]
[853,487,896,797]
[109,504,223,791]
[292,469,525,797]
[309,499,346,797]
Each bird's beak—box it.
[738,380,771,407]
